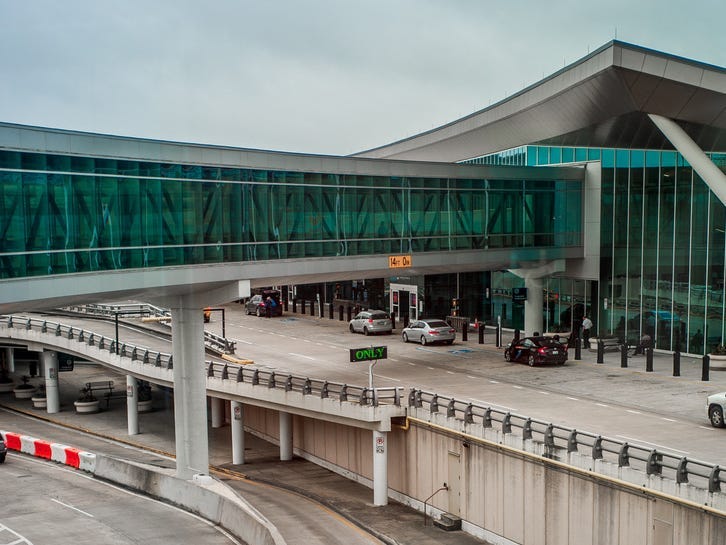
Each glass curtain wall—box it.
[0,150,582,280]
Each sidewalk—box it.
[0,362,490,545]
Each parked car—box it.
[504,336,567,366]
[349,310,392,335]
[401,319,456,345]
[0,431,6,463]
[706,392,726,427]
[244,290,283,317]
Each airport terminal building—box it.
[1,40,725,354]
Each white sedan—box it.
[706,392,726,427]
[401,319,456,345]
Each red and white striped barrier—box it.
[1,430,96,472]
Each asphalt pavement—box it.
[2,308,725,545]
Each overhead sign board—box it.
[388,255,412,269]
[349,346,388,363]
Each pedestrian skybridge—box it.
[0,123,584,312]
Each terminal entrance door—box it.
[390,283,418,324]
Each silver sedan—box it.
[401,319,456,345]
[349,310,392,335]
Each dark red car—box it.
[504,336,567,366]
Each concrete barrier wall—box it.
[241,407,726,545]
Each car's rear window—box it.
[426,320,449,328]
[370,312,389,320]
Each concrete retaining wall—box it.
[241,406,726,545]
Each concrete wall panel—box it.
[503,455,526,543]
[568,474,594,545]
[592,485,619,545]
[544,470,569,545]
[523,461,546,545]
[483,446,505,535]
[617,491,648,545]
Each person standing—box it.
[581,315,593,348]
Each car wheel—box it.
[256,308,262,317]
[402,332,409,342]
[445,340,453,345]
[349,324,355,333]
[420,335,427,345]
[504,350,512,361]
[363,327,370,336]
[0,453,5,463]
[528,354,535,367]
[710,406,725,428]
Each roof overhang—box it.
[356,41,726,162]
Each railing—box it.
[206,361,403,407]
[407,389,724,494]
[0,316,402,407]
[63,303,236,355]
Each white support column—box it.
[42,351,59,414]
[523,276,544,337]
[231,401,245,465]
[127,375,139,436]
[649,114,726,206]
[170,299,209,479]
[6,347,14,373]
[211,397,225,428]
[279,411,293,461]
[373,430,388,506]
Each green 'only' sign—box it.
[349,346,388,363]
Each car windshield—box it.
[370,312,389,320]
[425,320,449,328]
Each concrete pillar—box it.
[279,411,293,461]
[523,276,544,337]
[6,347,14,373]
[170,299,209,479]
[231,401,245,465]
[211,397,224,428]
[127,375,139,436]
[42,351,59,414]
[373,430,388,506]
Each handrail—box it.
[407,388,725,494]
[62,303,236,354]
[0,315,402,408]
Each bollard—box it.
[620,344,628,368]
[403,316,410,328]
[328,302,333,319]
[496,326,501,348]
[462,322,468,342]
[575,337,582,361]
[347,306,352,322]
[292,299,297,313]
[478,324,484,344]
[673,351,680,376]
[283,298,289,312]
[646,348,653,372]
[703,354,710,381]
[596,340,604,364]
[338,305,344,321]
[310,300,315,317]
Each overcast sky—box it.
[1,1,724,156]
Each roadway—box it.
[14,305,726,467]
[2,452,241,545]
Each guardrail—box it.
[62,303,236,355]
[408,389,724,494]
[0,315,402,407]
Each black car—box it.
[504,336,567,366]
[244,290,283,317]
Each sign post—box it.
[349,346,388,390]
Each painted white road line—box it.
[467,376,476,379]
[615,435,689,455]
[596,403,609,407]
[626,410,641,415]
[235,339,252,345]
[408,362,416,366]
[489,380,499,384]
[538,391,550,395]
[512,385,523,389]
[661,417,677,422]
[288,353,316,361]
[373,374,401,382]
[471,398,517,412]
[566,397,580,401]
[50,498,95,518]
[427,367,434,370]
[446,371,455,375]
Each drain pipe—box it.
[423,484,449,526]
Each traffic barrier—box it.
[0,430,95,472]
